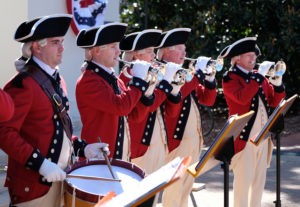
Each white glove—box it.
[258,61,275,76]
[170,83,182,96]
[130,60,151,80]
[84,143,110,159]
[163,62,181,83]
[39,159,66,182]
[269,76,282,86]
[195,56,211,72]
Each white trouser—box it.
[132,110,168,207]
[230,138,273,207]
[162,101,202,207]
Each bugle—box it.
[184,56,224,75]
[266,61,286,78]
[118,58,161,84]
[153,60,194,85]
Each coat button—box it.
[24,187,30,192]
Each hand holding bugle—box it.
[118,58,161,84]
[257,60,286,77]
[184,56,224,76]
[153,59,194,84]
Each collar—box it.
[236,64,253,74]
[33,56,59,78]
[91,60,115,75]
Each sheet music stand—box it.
[95,156,192,207]
[250,94,298,207]
[188,111,255,207]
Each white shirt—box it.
[236,64,253,74]
[33,56,59,79]
[91,60,115,76]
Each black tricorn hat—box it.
[119,29,162,51]
[14,14,72,43]
[76,22,127,48]
[219,37,261,59]
[157,28,191,48]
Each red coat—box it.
[222,66,285,153]
[119,70,171,158]
[76,64,147,158]
[0,65,71,203]
[165,73,217,152]
[0,89,14,122]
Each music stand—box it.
[250,94,298,207]
[95,156,192,207]
[188,111,255,207]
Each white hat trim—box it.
[15,14,72,42]
[77,22,128,48]
[221,37,257,58]
[131,29,162,51]
[157,28,191,48]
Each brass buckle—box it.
[53,93,62,106]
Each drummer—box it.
[75,23,152,161]
[119,29,182,174]
[0,14,109,207]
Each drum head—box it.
[65,159,145,203]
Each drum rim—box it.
[64,159,145,203]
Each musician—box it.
[119,29,182,175]
[220,37,286,207]
[158,28,217,207]
[0,14,109,207]
[75,23,151,161]
[0,89,14,122]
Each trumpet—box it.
[118,58,161,84]
[184,56,224,75]
[153,60,194,85]
[266,61,286,78]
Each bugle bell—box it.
[266,61,286,78]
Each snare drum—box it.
[64,159,145,207]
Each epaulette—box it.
[11,72,28,88]
[222,70,231,83]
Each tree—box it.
[120,0,300,106]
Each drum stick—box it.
[66,174,121,182]
[97,137,117,179]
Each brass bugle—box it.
[184,56,224,75]
[267,61,286,78]
[153,60,194,84]
[118,58,161,84]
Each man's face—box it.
[133,47,155,64]
[94,42,121,68]
[38,37,64,68]
[236,52,257,71]
[164,44,186,64]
